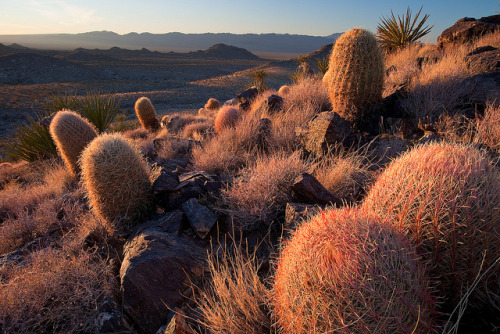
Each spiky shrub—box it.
[49,110,98,177]
[80,133,153,234]
[214,106,241,133]
[205,98,220,111]
[273,208,434,333]
[324,28,384,123]
[134,97,160,132]
[76,91,121,133]
[362,142,500,310]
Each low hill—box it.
[188,44,260,60]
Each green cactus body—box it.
[325,28,384,123]
[80,133,153,234]
[49,110,98,177]
[135,97,160,132]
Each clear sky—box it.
[0,0,498,43]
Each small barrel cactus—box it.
[204,98,220,111]
[363,142,500,311]
[273,208,434,333]
[214,106,240,133]
[324,28,384,123]
[80,133,153,234]
[278,85,290,95]
[49,110,98,177]
[135,97,160,132]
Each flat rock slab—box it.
[120,227,206,334]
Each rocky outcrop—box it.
[465,46,500,75]
[438,15,500,46]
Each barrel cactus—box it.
[134,97,160,132]
[80,133,153,234]
[363,142,500,311]
[273,207,434,333]
[49,110,98,177]
[324,28,384,123]
[214,106,240,133]
[204,98,220,111]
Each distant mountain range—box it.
[0,31,341,56]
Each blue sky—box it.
[0,0,497,42]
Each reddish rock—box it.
[438,15,500,47]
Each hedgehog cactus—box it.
[80,133,153,234]
[363,142,500,311]
[204,98,220,111]
[214,106,240,133]
[135,97,160,132]
[273,208,434,333]
[324,28,384,123]
[49,110,98,177]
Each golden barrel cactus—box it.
[214,106,240,133]
[273,208,434,333]
[135,97,160,132]
[49,110,98,177]
[324,28,384,123]
[204,98,220,111]
[80,133,153,234]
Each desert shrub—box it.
[134,96,160,132]
[183,120,214,139]
[0,115,57,162]
[475,103,500,152]
[80,133,153,234]
[362,142,500,311]
[249,70,270,92]
[204,98,220,111]
[273,207,434,333]
[312,145,373,202]
[324,28,384,123]
[49,110,98,177]
[195,242,274,334]
[0,246,115,333]
[221,151,308,231]
[160,113,203,135]
[377,7,433,52]
[214,106,241,133]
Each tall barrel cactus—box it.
[324,28,384,123]
[135,97,160,132]
[80,133,153,234]
[49,110,98,177]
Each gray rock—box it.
[182,198,218,239]
[465,46,500,74]
[438,15,500,47]
[254,94,283,116]
[291,173,342,206]
[296,111,351,156]
[237,86,258,110]
[97,311,131,334]
[152,170,180,194]
[120,228,206,334]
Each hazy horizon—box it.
[0,0,498,44]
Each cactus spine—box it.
[49,110,98,177]
[324,28,384,123]
[135,97,160,132]
[80,133,153,234]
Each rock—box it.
[182,198,218,239]
[152,169,180,194]
[120,228,206,334]
[465,46,500,74]
[463,71,500,105]
[223,98,238,106]
[135,210,186,236]
[438,15,500,47]
[156,308,196,334]
[285,202,323,232]
[291,173,342,206]
[379,117,423,140]
[155,158,190,174]
[237,86,258,110]
[296,111,351,156]
[382,87,408,118]
[97,311,131,334]
[254,94,284,116]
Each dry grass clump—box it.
[282,77,329,115]
[312,146,373,201]
[194,242,274,334]
[161,113,207,135]
[204,97,221,111]
[0,246,115,334]
[273,208,434,333]
[183,119,214,139]
[475,103,500,152]
[221,151,309,231]
[363,142,500,310]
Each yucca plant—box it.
[0,115,57,162]
[377,6,433,52]
[248,70,270,92]
[43,92,78,114]
[314,56,329,75]
[76,91,121,133]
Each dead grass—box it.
[183,120,214,139]
[194,241,274,334]
[475,103,500,152]
[0,245,115,334]
[221,151,309,231]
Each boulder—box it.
[120,227,206,334]
[465,46,500,74]
[97,311,131,334]
[438,15,500,46]
[182,198,218,239]
[152,169,180,194]
[237,86,258,110]
[291,173,342,206]
[156,308,197,334]
[254,94,283,116]
[296,111,351,156]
